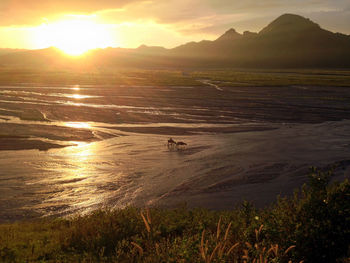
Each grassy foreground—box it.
[0,169,349,263]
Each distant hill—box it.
[0,48,27,56]
[1,14,350,69]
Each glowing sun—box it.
[35,18,114,56]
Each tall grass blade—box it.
[140,211,151,233]
[216,217,222,240]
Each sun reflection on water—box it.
[64,122,92,129]
[38,141,105,214]
[72,85,80,91]
[73,146,94,160]
[69,141,89,147]
[68,94,91,99]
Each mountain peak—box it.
[216,28,242,41]
[259,13,320,35]
[136,44,167,54]
[225,28,238,34]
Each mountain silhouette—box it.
[1,13,350,69]
[167,13,350,67]
[259,13,321,35]
[215,28,242,41]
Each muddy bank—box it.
[0,137,65,151]
[109,125,277,136]
[0,123,115,151]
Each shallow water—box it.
[0,84,350,221]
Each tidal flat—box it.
[0,69,350,222]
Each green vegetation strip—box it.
[1,69,350,87]
[0,169,349,262]
[192,69,350,87]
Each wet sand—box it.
[107,125,277,136]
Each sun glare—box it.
[35,18,114,56]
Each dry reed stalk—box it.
[131,242,144,256]
[200,219,239,263]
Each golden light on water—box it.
[69,141,88,147]
[68,94,91,99]
[65,122,91,129]
[72,85,80,91]
[71,145,94,161]
[34,18,115,56]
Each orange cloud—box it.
[0,0,140,25]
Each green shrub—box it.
[265,168,350,263]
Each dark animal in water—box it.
[176,141,187,149]
[167,138,176,148]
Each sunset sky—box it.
[0,0,349,52]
